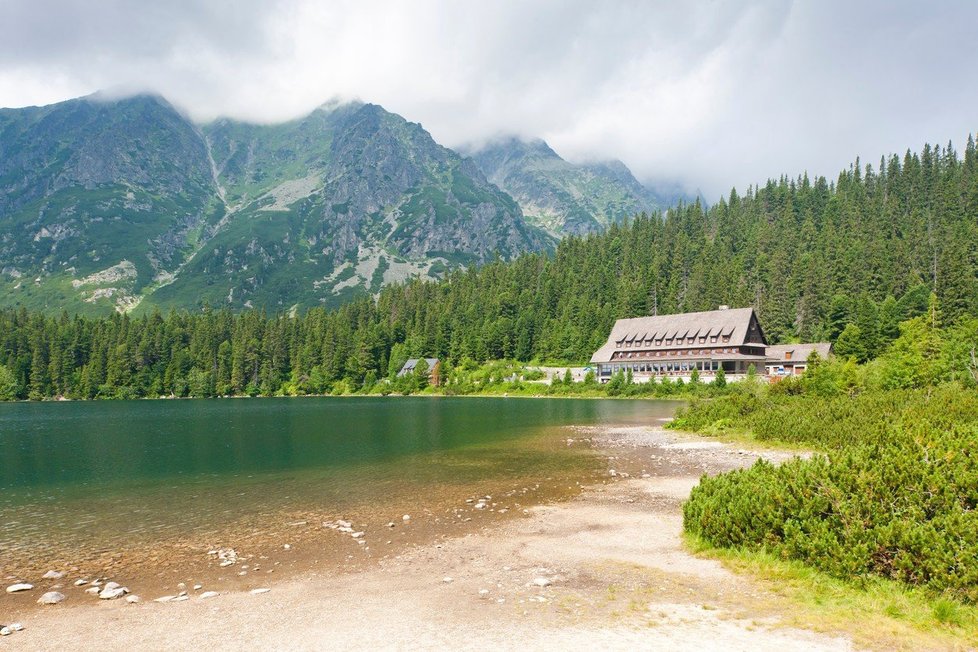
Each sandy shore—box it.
[2,426,853,651]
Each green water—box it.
[0,397,677,573]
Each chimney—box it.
[718,304,729,310]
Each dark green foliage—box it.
[682,385,978,602]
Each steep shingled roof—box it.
[765,343,832,362]
[590,308,764,364]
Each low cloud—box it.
[1,0,975,198]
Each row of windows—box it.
[615,348,736,359]
[616,335,730,349]
[600,360,722,374]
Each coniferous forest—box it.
[1,137,976,400]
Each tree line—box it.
[0,136,976,400]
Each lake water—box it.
[0,397,677,589]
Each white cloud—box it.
[1,0,976,198]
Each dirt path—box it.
[2,426,853,651]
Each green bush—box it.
[682,385,978,602]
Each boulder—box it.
[37,591,66,605]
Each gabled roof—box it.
[765,343,832,363]
[590,308,763,364]
[398,358,440,376]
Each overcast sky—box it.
[1,0,976,198]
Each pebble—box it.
[171,595,189,602]
[194,584,203,590]
[478,589,490,597]
[42,570,65,580]
[125,595,141,604]
[74,579,88,586]
[177,583,186,591]
[532,577,552,587]
[0,627,10,637]
[283,544,291,550]
[351,532,365,539]
[85,587,100,595]
[37,591,66,605]
[154,596,177,603]
[9,623,24,632]
[250,588,270,595]
[402,514,411,521]
[386,522,396,528]
[442,577,453,583]
[5,583,33,593]
[199,591,220,600]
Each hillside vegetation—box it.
[676,310,978,605]
[0,136,976,399]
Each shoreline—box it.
[2,424,855,651]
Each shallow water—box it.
[0,397,677,582]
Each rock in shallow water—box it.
[5,583,33,593]
[37,591,66,605]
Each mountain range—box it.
[0,93,684,314]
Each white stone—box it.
[250,588,270,595]
[42,570,64,580]
[74,579,88,586]
[351,531,365,539]
[37,591,66,605]
[176,583,186,591]
[479,589,490,597]
[199,591,220,599]
[99,586,127,600]
[85,587,100,595]
[5,583,33,593]
[8,623,24,632]
[193,584,203,590]
[532,577,552,587]
[402,514,411,521]
[0,627,10,636]
[103,581,121,591]
[474,503,487,510]
[283,544,291,550]
[171,595,189,602]
[125,595,141,604]
[154,595,176,603]
[442,577,453,583]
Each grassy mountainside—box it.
[468,137,677,236]
[0,95,551,315]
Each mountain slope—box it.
[467,137,678,236]
[0,93,223,313]
[0,95,551,314]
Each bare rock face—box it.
[1,96,552,315]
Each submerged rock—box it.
[5,583,33,593]
[37,591,66,605]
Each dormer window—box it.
[710,336,718,343]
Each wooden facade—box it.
[590,307,768,382]
[398,358,441,386]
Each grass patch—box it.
[684,533,978,651]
